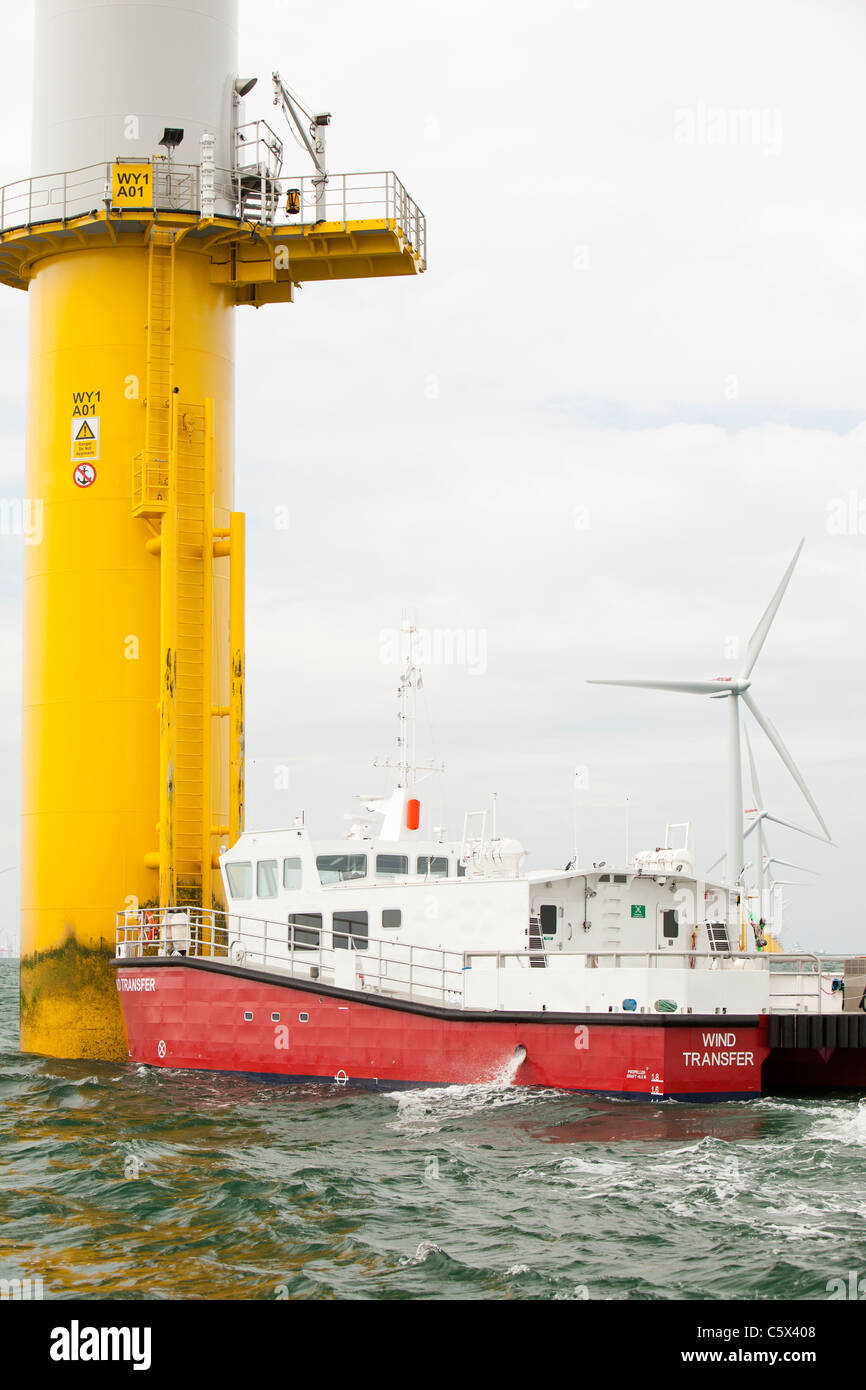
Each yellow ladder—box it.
[133,228,176,515]
[135,232,245,910]
[173,404,208,904]
[145,229,175,461]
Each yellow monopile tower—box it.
[1,0,425,1060]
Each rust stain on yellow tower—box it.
[1,0,424,1061]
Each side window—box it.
[288,913,321,950]
[377,855,408,877]
[257,859,279,898]
[226,862,252,899]
[662,909,679,940]
[539,903,558,936]
[283,857,302,890]
[316,854,367,884]
[334,909,369,951]
[382,908,402,929]
[417,856,448,877]
[457,862,467,878]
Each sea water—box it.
[1,959,864,1301]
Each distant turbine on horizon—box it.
[588,540,831,888]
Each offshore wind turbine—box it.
[741,723,820,916]
[588,540,831,888]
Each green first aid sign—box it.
[631,905,646,919]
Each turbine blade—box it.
[741,690,831,841]
[740,539,804,680]
[587,679,732,696]
[762,812,836,846]
[743,724,764,812]
[767,857,818,874]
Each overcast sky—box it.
[1,0,865,948]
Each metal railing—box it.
[234,121,283,179]
[116,907,227,959]
[0,162,203,229]
[767,953,829,1013]
[115,911,840,1015]
[271,169,425,258]
[0,159,426,264]
[115,907,463,1007]
[132,449,170,515]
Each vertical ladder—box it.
[140,231,245,912]
[528,914,547,968]
[144,229,175,488]
[174,405,207,905]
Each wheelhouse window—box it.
[257,859,279,898]
[283,857,302,890]
[382,908,402,929]
[225,862,252,899]
[288,913,321,950]
[334,909,369,951]
[316,853,367,884]
[376,854,408,877]
[417,856,448,877]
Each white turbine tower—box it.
[707,720,825,935]
[742,722,822,919]
[588,540,831,888]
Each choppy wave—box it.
[1,960,864,1300]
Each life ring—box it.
[139,910,158,945]
[230,941,246,964]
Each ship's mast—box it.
[376,613,442,789]
[398,615,419,788]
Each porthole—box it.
[270,1012,280,1022]
[299,1012,309,1023]
[243,1011,254,1022]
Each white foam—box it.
[809,1097,866,1147]
[385,1050,543,1133]
[399,1240,443,1266]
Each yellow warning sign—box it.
[71,416,99,461]
[111,163,153,209]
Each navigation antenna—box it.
[375,612,443,789]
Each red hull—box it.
[114,958,771,1099]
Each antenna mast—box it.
[375,612,442,789]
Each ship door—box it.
[657,905,679,952]
[539,903,559,942]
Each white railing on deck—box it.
[115,907,463,1008]
[115,910,847,1016]
[0,160,426,265]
